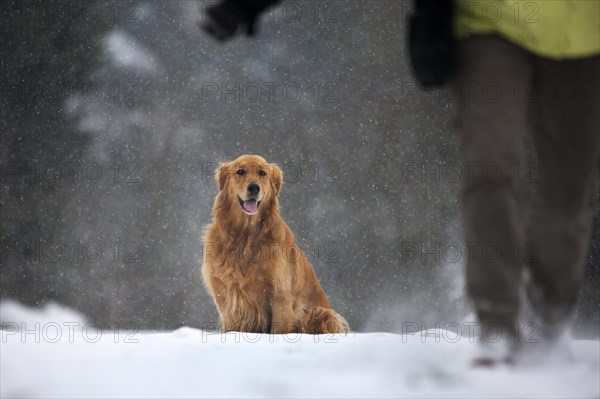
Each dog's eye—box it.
[236,169,245,175]
[259,170,267,177]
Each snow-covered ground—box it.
[1,301,598,398]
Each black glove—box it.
[199,0,281,41]
[408,0,455,88]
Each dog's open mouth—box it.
[238,197,260,214]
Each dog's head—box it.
[215,155,283,216]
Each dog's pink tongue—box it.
[243,199,258,213]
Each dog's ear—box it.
[270,163,283,196]
[216,162,229,191]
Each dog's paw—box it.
[331,311,350,334]
[313,308,350,334]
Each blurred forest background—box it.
[1,0,598,336]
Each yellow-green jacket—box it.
[454,0,600,59]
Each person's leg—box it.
[526,55,600,338]
[455,35,533,339]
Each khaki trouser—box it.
[455,35,600,337]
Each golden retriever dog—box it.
[202,155,349,334]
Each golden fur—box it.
[202,155,349,334]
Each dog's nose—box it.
[247,183,260,196]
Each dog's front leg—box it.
[270,294,303,334]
